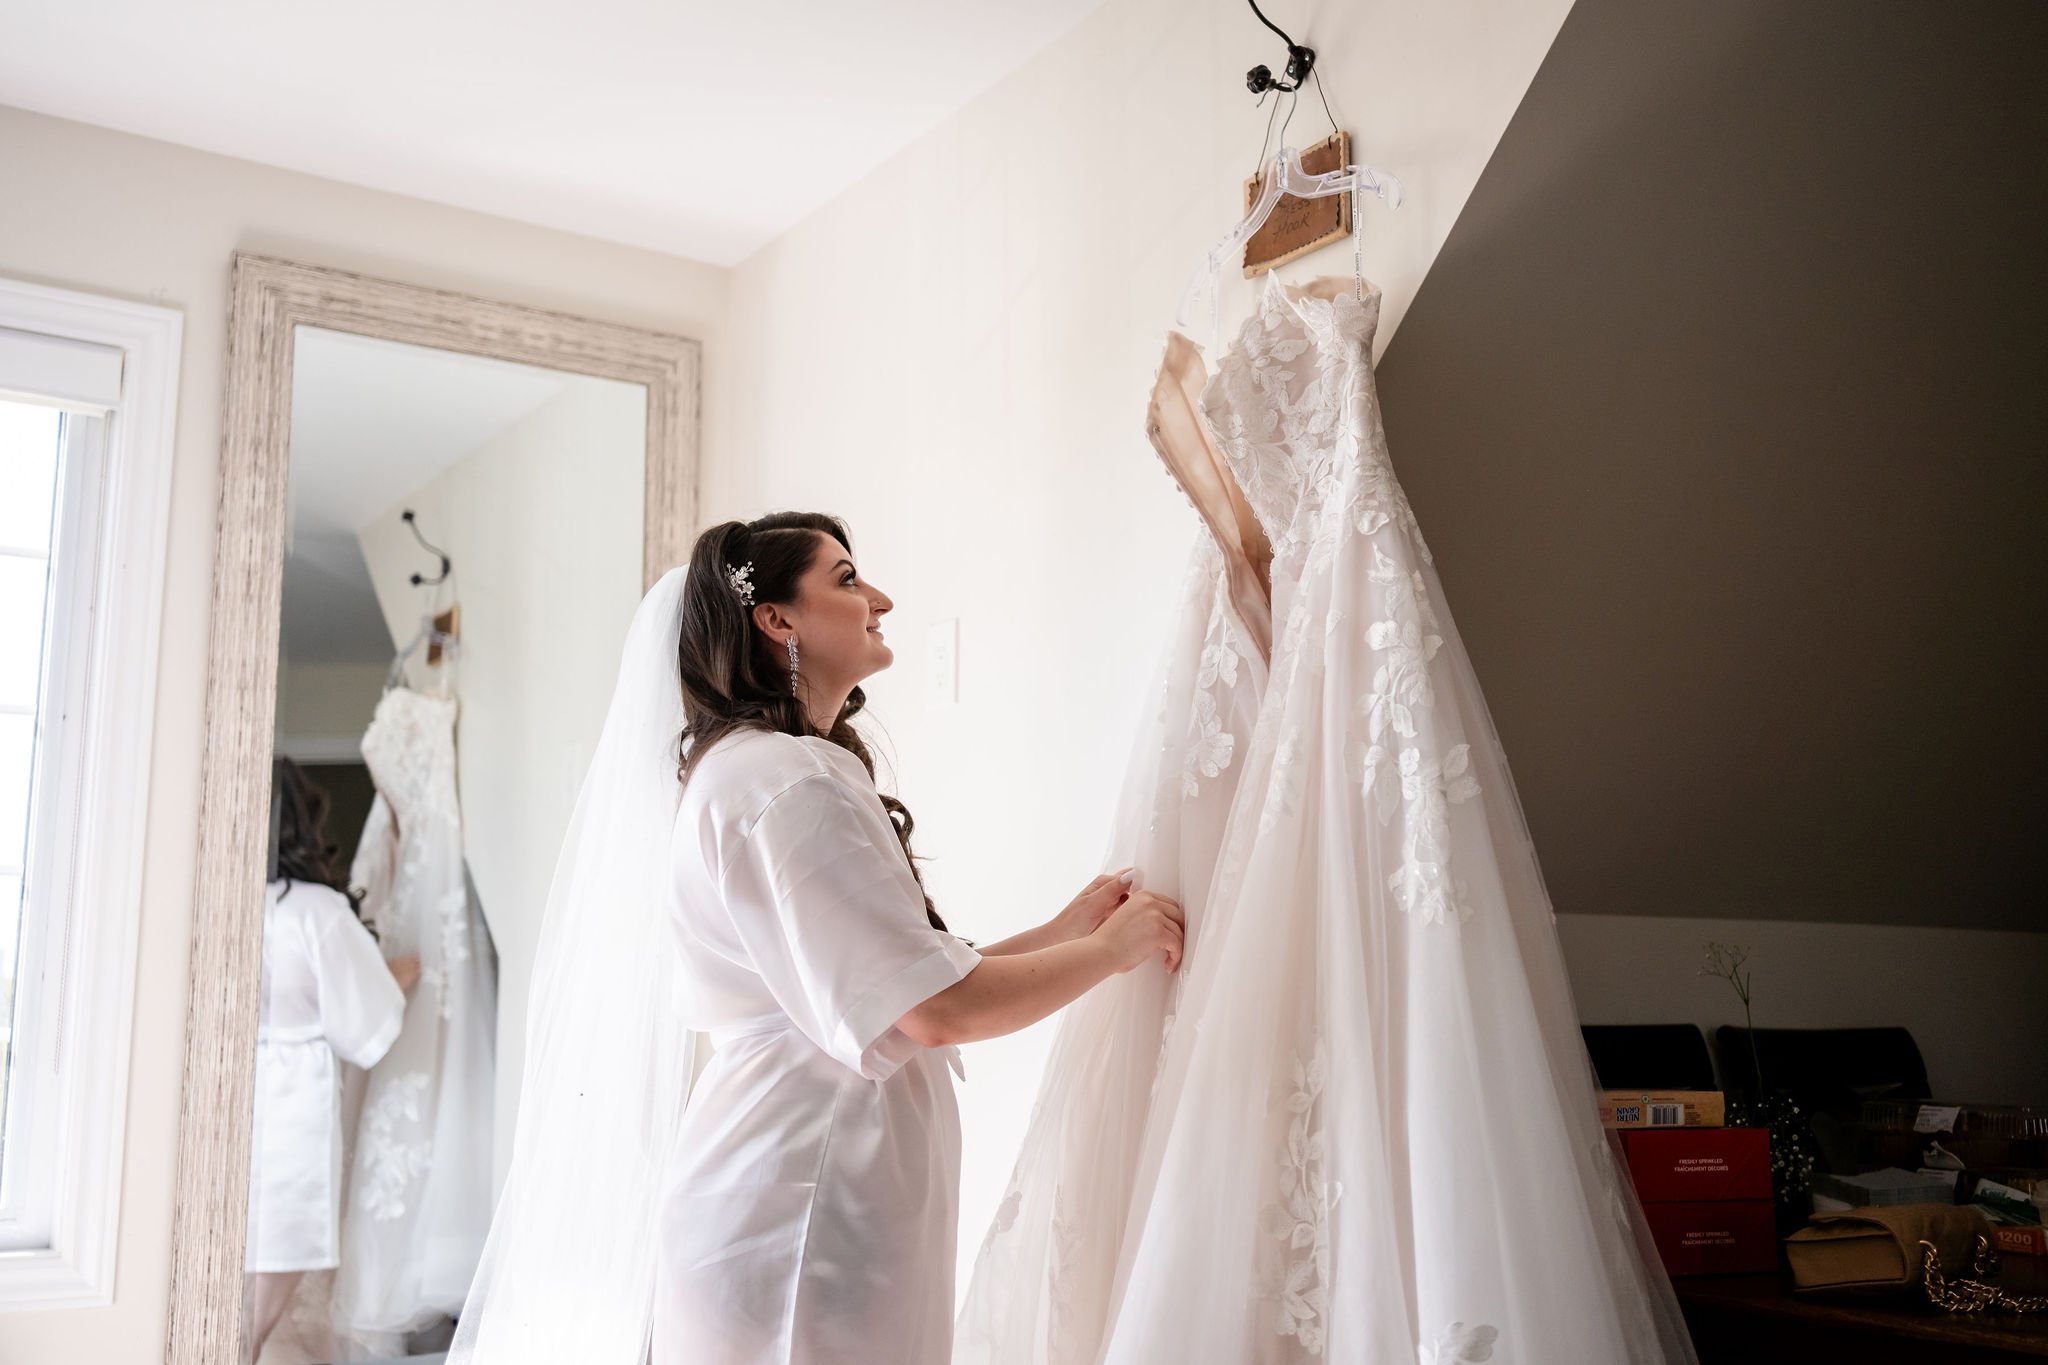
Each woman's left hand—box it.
[1049,870,1134,943]
[386,953,422,996]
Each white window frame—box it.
[0,277,180,1310]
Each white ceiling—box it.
[0,0,1104,265]
[281,327,621,665]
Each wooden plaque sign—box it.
[426,602,459,666]
[1242,130,1352,277]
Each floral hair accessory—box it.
[726,562,756,607]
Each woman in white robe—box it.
[657,727,982,1360]
[246,878,408,1270]
[447,513,1189,1365]
[657,514,1198,1365]
[245,760,414,1363]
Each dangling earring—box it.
[786,635,800,695]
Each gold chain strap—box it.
[1919,1237,2048,1313]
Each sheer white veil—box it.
[448,565,698,1364]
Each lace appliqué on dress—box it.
[1386,858,1474,928]
[1422,1320,1500,1364]
[1260,729,1310,837]
[1183,690,1235,797]
[1363,615,1441,744]
[1048,1183,1086,1362]
[1258,1038,1340,1357]
[1182,568,1255,798]
[1353,541,1484,926]
[430,885,473,1020]
[355,1070,432,1221]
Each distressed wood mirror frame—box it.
[164,253,700,1362]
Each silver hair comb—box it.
[726,561,756,607]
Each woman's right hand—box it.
[1094,890,1186,974]
[1048,869,1133,943]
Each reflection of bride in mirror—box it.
[244,758,418,1363]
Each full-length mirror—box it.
[248,330,647,1360]
[166,255,698,1365]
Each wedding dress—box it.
[954,329,1274,1360]
[958,273,1698,1364]
[331,685,498,1356]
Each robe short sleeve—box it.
[719,772,981,1080]
[310,892,407,1069]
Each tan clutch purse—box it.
[1784,1204,1993,1293]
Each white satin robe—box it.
[657,730,983,1365]
[246,877,405,1272]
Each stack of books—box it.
[1600,1088,1778,1275]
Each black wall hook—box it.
[401,509,452,587]
[1244,0,1315,96]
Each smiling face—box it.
[754,530,894,711]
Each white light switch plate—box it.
[927,618,959,703]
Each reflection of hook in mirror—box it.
[400,508,451,586]
[383,509,463,688]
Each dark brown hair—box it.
[269,755,373,930]
[676,512,946,933]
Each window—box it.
[1,400,66,1184]
[0,279,180,1309]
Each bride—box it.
[448,511,1186,1365]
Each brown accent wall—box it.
[1374,0,2046,930]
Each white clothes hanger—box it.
[1176,144,1405,347]
[384,604,460,693]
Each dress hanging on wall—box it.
[953,306,1275,1364]
[330,684,498,1357]
[957,272,1699,1364]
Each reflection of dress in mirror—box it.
[330,684,499,1357]
[244,875,406,1362]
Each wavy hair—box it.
[676,512,946,933]
[269,755,373,931]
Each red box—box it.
[1619,1126,1772,1203]
[1993,1225,2048,1257]
[1641,1199,1780,1275]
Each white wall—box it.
[359,376,646,1190]
[0,102,722,1363]
[273,660,387,759]
[1558,915,2048,1107]
[709,0,1583,1295]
